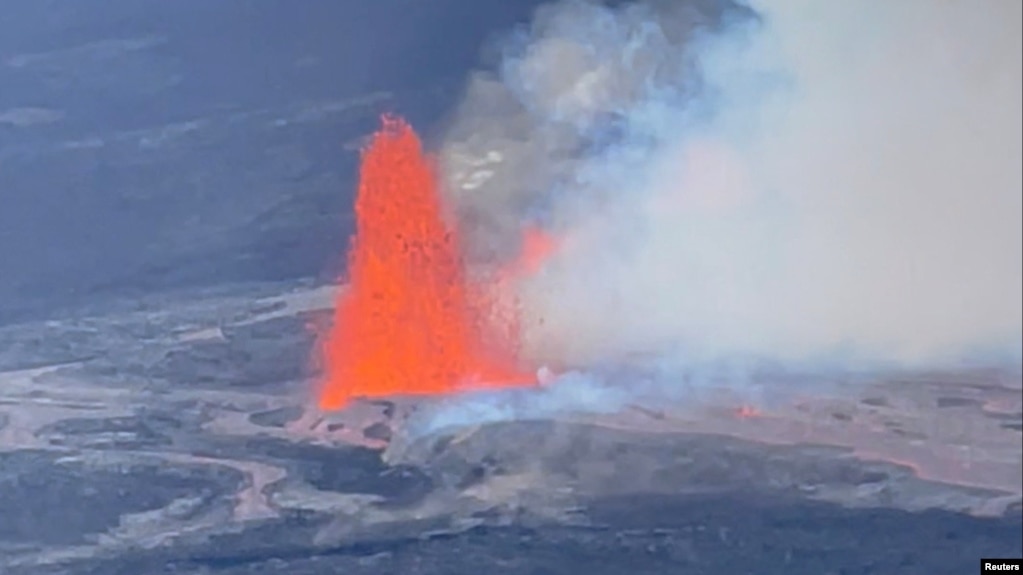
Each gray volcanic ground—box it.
[0,2,1020,575]
[0,0,546,324]
[0,284,1020,574]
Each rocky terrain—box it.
[1,2,1020,574]
[0,0,551,325]
[0,283,1019,574]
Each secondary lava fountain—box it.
[318,116,536,410]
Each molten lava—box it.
[513,226,560,277]
[318,117,536,410]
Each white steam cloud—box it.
[441,0,1022,371]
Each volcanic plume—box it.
[438,0,1023,369]
[318,117,537,411]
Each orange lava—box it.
[318,116,535,410]
[735,405,760,418]
[516,227,560,276]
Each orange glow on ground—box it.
[318,117,536,410]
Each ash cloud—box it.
[440,0,1023,371]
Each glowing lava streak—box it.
[318,116,533,410]
[515,227,559,277]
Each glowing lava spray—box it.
[318,116,535,410]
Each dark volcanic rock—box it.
[2,414,1020,575]
[363,422,393,442]
[75,311,322,390]
[247,437,432,506]
[249,405,305,429]
[0,320,108,371]
[0,0,556,326]
[0,451,242,546]
[936,396,984,408]
[36,415,173,449]
[13,493,1020,575]
[368,400,397,418]
[388,420,1008,514]
[150,314,319,389]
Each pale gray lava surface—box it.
[0,1,1020,574]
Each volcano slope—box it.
[0,282,1019,575]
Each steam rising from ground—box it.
[441,0,1023,371]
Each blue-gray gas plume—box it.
[440,0,1022,374]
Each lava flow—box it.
[318,116,536,410]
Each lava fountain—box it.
[318,116,538,410]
